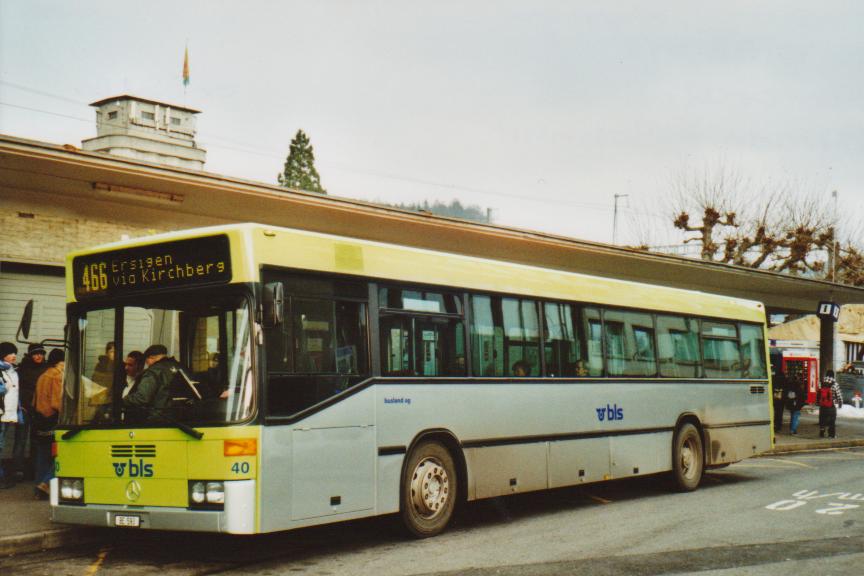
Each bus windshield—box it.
[62,292,255,427]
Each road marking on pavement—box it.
[85,546,110,576]
[586,494,612,504]
[754,458,815,469]
[733,463,804,469]
[766,490,864,516]
[797,453,864,461]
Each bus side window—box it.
[267,291,369,416]
[543,302,584,377]
[739,323,767,379]
[656,315,701,378]
[581,307,604,377]
[701,321,740,379]
[603,310,656,377]
[378,285,465,378]
[471,295,503,377]
[501,297,540,377]
[470,295,540,377]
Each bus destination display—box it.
[73,235,232,299]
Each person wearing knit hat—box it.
[0,342,20,488]
[18,343,49,481]
[0,341,16,360]
[27,343,46,356]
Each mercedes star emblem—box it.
[126,480,142,502]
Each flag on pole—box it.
[182,45,190,87]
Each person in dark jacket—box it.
[786,377,806,435]
[15,343,47,480]
[772,368,787,433]
[123,344,182,422]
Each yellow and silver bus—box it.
[51,223,772,536]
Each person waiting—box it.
[32,349,64,499]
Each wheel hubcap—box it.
[410,457,450,519]
[681,439,696,479]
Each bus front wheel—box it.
[672,422,704,492]
[401,440,457,538]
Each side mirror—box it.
[262,282,284,328]
[17,300,33,342]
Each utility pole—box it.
[831,190,838,282]
[613,193,629,245]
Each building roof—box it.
[88,95,201,114]
[1,132,863,314]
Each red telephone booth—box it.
[782,356,820,404]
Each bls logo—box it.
[112,459,154,478]
[596,404,624,422]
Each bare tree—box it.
[669,164,744,261]
[662,163,862,285]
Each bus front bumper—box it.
[50,479,257,534]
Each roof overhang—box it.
[1,133,861,314]
[88,94,201,113]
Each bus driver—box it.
[123,344,182,421]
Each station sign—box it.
[816,301,841,322]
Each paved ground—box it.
[4,445,864,575]
[1,407,862,558]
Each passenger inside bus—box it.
[123,350,144,398]
[91,341,115,387]
[512,360,531,377]
[123,344,194,422]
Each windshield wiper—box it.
[61,410,204,441]
[61,428,82,440]
[148,408,205,440]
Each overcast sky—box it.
[1,1,861,246]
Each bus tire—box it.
[401,440,457,538]
[672,422,703,492]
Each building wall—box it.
[0,210,166,266]
[0,185,227,346]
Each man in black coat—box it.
[16,343,48,479]
[123,344,183,422]
[772,367,787,433]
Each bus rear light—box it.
[224,439,257,456]
[51,442,58,458]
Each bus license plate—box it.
[114,515,141,528]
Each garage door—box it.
[0,266,66,346]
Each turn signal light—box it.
[224,439,257,456]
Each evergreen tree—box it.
[380,199,491,223]
[277,129,326,194]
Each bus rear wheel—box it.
[672,422,704,492]
[401,440,457,538]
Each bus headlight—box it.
[60,477,84,502]
[190,481,206,504]
[189,480,224,509]
[206,482,225,504]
